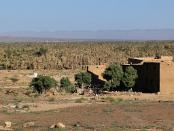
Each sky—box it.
[0,0,174,33]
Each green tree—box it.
[60,77,71,88]
[122,66,138,90]
[60,77,76,93]
[30,75,57,94]
[75,72,91,88]
[35,47,48,57]
[103,64,123,91]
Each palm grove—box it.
[30,64,138,94]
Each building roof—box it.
[128,56,173,64]
[87,65,106,81]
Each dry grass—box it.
[0,41,174,70]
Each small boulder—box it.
[0,125,12,131]
[5,121,12,128]
[23,122,35,128]
[77,88,84,95]
[73,122,80,127]
[50,124,56,129]
[56,122,65,128]
[89,89,94,94]
[9,104,16,109]
[50,122,65,129]
[16,103,23,109]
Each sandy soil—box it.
[0,67,174,131]
[0,88,174,131]
[0,70,79,88]
[0,102,174,131]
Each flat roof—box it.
[129,56,173,63]
[87,65,106,81]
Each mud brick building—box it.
[87,56,174,94]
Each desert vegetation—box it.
[74,72,91,88]
[60,77,76,93]
[29,64,137,95]
[0,41,174,131]
[103,64,124,91]
[103,64,138,91]
[0,41,174,70]
[122,66,138,90]
[0,87,173,131]
[30,75,57,94]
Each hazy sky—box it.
[0,0,174,32]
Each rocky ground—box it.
[0,88,174,131]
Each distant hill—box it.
[1,29,174,41]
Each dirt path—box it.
[25,102,91,112]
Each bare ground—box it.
[0,88,174,131]
[0,101,174,131]
[0,68,173,131]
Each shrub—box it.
[102,97,123,104]
[30,75,57,94]
[60,77,71,88]
[103,81,112,91]
[60,77,76,93]
[75,97,87,103]
[103,81,119,91]
[122,66,138,90]
[103,64,123,91]
[10,77,19,83]
[75,72,91,88]
[65,84,76,93]
[35,47,48,57]
[155,52,161,59]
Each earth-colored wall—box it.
[124,62,160,93]
[142,62,160,93]
[160,63,174,94]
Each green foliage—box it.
[1,41,174,70]
[60,77,76,93]
[60,77,71,88]
[65,85,76,93]
[9,77,19,83]
[103,64,124,91]
[102,97,123,104]
[103,81,112,91]
[103,81,120,91]
[103,65,138,91]
[75,72,91,88]
[30,75,57,94]
[103,96,116,103]
[35,47,48,57]
[122,66,138,90]
[4,48,13,58]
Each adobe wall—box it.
[160,62,174,94]
[142,62,160,93]
[128,58,143,64]
[124,62,160,93]
[87,65,106,81]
